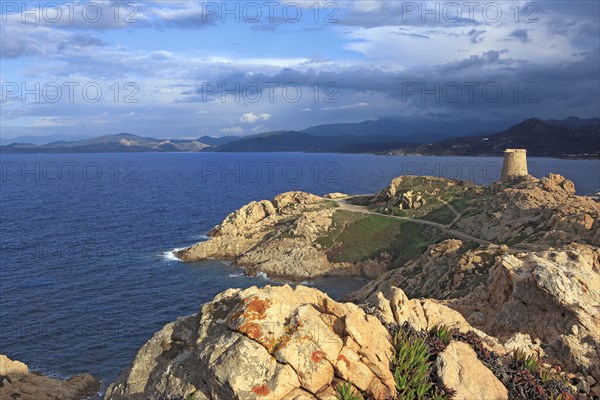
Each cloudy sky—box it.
[1,0,599,140]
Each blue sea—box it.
[1,152,598,389]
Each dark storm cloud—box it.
[191,48,599,121]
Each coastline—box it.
[3,159,599,399]
[106,170,599,399]
[1,148,599,160]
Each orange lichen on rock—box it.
[239,322,262,339]
[251,384,270,396]
[337,354,351,369]
[243,296,271,321]
[265,334,291,353]
[311,350,326,363]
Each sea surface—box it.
[1,152,598,389]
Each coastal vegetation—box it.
[335,322,575,400]
[316,210,440,267]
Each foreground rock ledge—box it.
[105,285,516,400]
[0,354,100,400]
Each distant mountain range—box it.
[1,133,211,153]
[0,134,92,146]
[300,119,491,143]
[392,118,600,158]
[1,117,598,159]
[212,131,417,153]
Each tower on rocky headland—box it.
[501,149,528,182]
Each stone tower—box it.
[501,149,528,182]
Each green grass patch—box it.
[422,206,456,225]
[345,195,373,206]
[384,208,409,217]
[317,200,340,209]
[320,211,404,262]
[317,210,442,266]
[448,197,470,214]
[390,222,441,268]
[315,210,361,250]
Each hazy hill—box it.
[1,117,597,158]
[0,134,91,146]
[301,118,496,143]
[213,130,414,153]
[197,135,240,146]
[545,116,600,129]
[0,133,211,153]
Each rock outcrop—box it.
[435,341,508,400]
[0,354,29,376]
[0,354,100,400]
[391,190,427,210]
[176,192,386,279]
[372,176,466,203]
[324,193,348,199]
[106,285,524,400]
[371,176,466,210]
[450,244,600,382]
[176,192,333,279]
[345,239,503,302]
[455,174,600,247]
[371,174,599,249]
[347,239,600,384]
[105,285,397,399]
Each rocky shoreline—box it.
[5,173,599,399]
[0,354,101,399]
[102,173,599,399]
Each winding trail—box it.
[438,197,462,227]
[331,198,494,246]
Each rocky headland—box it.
[104,173,599,399]
[176,174,599,280]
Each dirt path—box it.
[331,199,494,246]
[438,197,461,227]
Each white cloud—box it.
[35,117,80,127]
[323,102,368,111]
[251,124,267,133]
[240,112,271,124]
[219,126,244,135]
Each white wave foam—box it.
[191,233,209,240]
[228,271,270,280]
[162,248,184,262]
[256,272,269,281]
